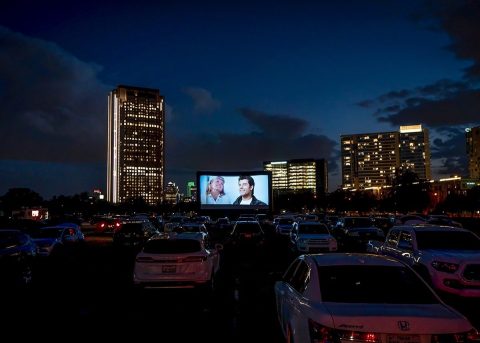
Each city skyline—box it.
[0,1,479,199]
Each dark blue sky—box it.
[0,0,479,199]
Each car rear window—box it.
[143,239,201,254]
[298,224,329,234]
[233,223,263,234]
[318,265,438,304]
[119,223,143,233]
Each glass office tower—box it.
[107,85,165,205]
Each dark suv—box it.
[227,220,265,256]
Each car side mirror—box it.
[215,243,224,251]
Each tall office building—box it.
[399,125,431,180]
[341,124,431,189]
[263,161,288,190]
[466,126,480,179]
[341,131,398,189]
[107,85,165,205]
[264,159,328,195]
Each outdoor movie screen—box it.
[197,171,271,210]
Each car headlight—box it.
[431,261,459,273]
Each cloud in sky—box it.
[430,126,468,176]
[0,26,110,163]
[0,25,339,197]
[183,87,221,114]
[423,0,480,80]
[166,108,338,185]
[357,1,480,178]
[1,1,479,198]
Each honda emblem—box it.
[398,321,410,331]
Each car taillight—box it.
[308,319,380,343]
[308,319,340,343]
[467,329,480,342]
[183,256,207,262]
[433,329,480,343]
[100,223,105,228]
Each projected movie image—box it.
[198,171,271,210]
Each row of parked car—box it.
[0,222,85,287]
[271,211,480,343]
[115,213,480,343]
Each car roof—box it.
[311,253,403,267]
[392,225,468,232]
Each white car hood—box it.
[322,302,471,333]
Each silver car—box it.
[275,253,478,343]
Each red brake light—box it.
[308,319,380,343]
[183,256,207,262]
[363,333,378,342]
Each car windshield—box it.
[279,219,293,225]
[416,231,480,250]
[143,239,201,254]
[30,228,63,238]
[318,265,438,304]
[298,224,329,234]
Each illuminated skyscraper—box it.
[107,85,165,205]
[466,126,480,179]
[341,124,431,189]
[264,159,328,195]
[399,125,431,180]
[263,161,288,190]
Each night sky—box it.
[0,0,479,199]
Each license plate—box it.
[162,265,176,273]
[387,335,420,343]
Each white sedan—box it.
[275,253,478,343]
[133,232,222,291]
